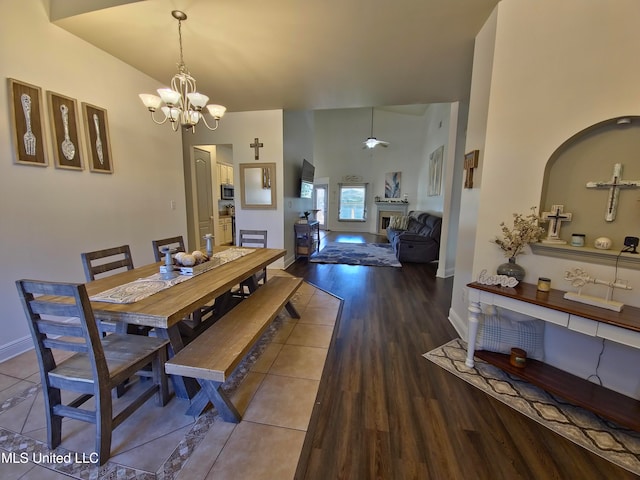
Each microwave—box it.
[221,184,234,200]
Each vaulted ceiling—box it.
[50,0,500,113]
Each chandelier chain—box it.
[177,18,187,74]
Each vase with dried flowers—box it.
[493,207,545,281]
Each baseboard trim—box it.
[283,254,296,269]
[448,308,468,342]
[0,335,34,363]
[437,266,455,278]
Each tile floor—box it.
[0,272,341,480]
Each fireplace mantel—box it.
[375,201,409,235]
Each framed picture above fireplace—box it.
[385,171,401,198]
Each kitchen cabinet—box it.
[217,216,233,245]
[218,163,234,185]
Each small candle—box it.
[537,277,551,292]
[571,234,585,247]
[510,348,527,368]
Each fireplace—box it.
[375,202,409,235]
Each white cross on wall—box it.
[586,163,640,222]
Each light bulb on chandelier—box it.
[139,10,226,133]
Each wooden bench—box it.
[165,275,303,421]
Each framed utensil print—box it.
[82,102,113,173]
[8,78,48,166]
[47,91,83,170]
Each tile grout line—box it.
[0,281,335,480]
[0,312,291,479]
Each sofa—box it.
[386,211,442,263]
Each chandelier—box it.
[139,10,226,132]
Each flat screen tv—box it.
[301,159,315,182]
[300,159,315,199]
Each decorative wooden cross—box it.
[586,163,640,222]
[541,205,572,244]
[463,150,479,188]
[250,137,263,160]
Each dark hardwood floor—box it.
[288,231,637,480]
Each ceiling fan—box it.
[362,107,389,149]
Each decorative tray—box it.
[178,257,222,275]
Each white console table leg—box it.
[466,300,482,367]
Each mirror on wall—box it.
[239,163,276,209]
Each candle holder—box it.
[204,233,214,257]
[159,246,178,279]
[510,348,527,368]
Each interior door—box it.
[314,184,328,229]
[194,148,214,249]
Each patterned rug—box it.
[310,242,400,267]
[423,339,640,476]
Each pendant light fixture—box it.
[363,107,389,149]
[139,10,226,133]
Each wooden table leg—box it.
[214,290,235,318]
[155,325,199,399]
[244,275,259,294]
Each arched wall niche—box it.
[540,116,640,251]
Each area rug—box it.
[310,242,401,267]
[423,338,640,475]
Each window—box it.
[338,183,367,221]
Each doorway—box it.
[193,148,214,250]
[185,144,236,251]
[314,184,328,229]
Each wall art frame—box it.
[239,163,277,209]
[8,78,48,166]
[464,149,479,189]
[82,102,113,173]
[385,171,401,198]
[47,91,83,170]
[427,145,444,196]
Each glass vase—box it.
[496,256,525,281]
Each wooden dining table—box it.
[84,246,286,399]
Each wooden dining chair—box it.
[152,235,185,262]
[81,245,134,281]
[15,279,169,466]
[239,229,268,249]
[237,229,268,296]
[81,245,138,335]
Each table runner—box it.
[89,248,255,304]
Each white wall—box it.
[449,6,497,337]
[415,103,451,215]
[313,106,453,234]
[0,1,186,360]
[283,111,315,266]
[414,102,466,277]
[453,0,640,398]
[180,110,286,268]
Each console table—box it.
[467,281,640,431]
[294,221,320,259]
